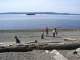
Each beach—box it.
[0,29,80,60]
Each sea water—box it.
[0,14,80,29]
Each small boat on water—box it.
[26,13,36,15]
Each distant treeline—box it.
[0,12,80,15]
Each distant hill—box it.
[0,12,80,15]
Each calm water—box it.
[0,14,80,29]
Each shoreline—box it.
[0,28,80,32]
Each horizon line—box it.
[0,12,80,15]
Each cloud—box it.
[0,0,80,13]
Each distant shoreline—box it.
[0,12,80,15]
[0,28,80,32]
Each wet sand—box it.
[0,29,80,60]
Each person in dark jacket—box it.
[14,35,20,43]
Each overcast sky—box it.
[0,0,80,13]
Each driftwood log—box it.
[0,42,80,53]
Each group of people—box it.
[41,27,58,39]
[14,27,58,43]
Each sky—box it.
[0,0,80,13]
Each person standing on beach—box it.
[54,28,58,36]
[46,27,49,37]
[41,31,44,39]
[52,29,56,37]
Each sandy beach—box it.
[0,29,80,60]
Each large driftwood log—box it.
[0,42,80,53]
